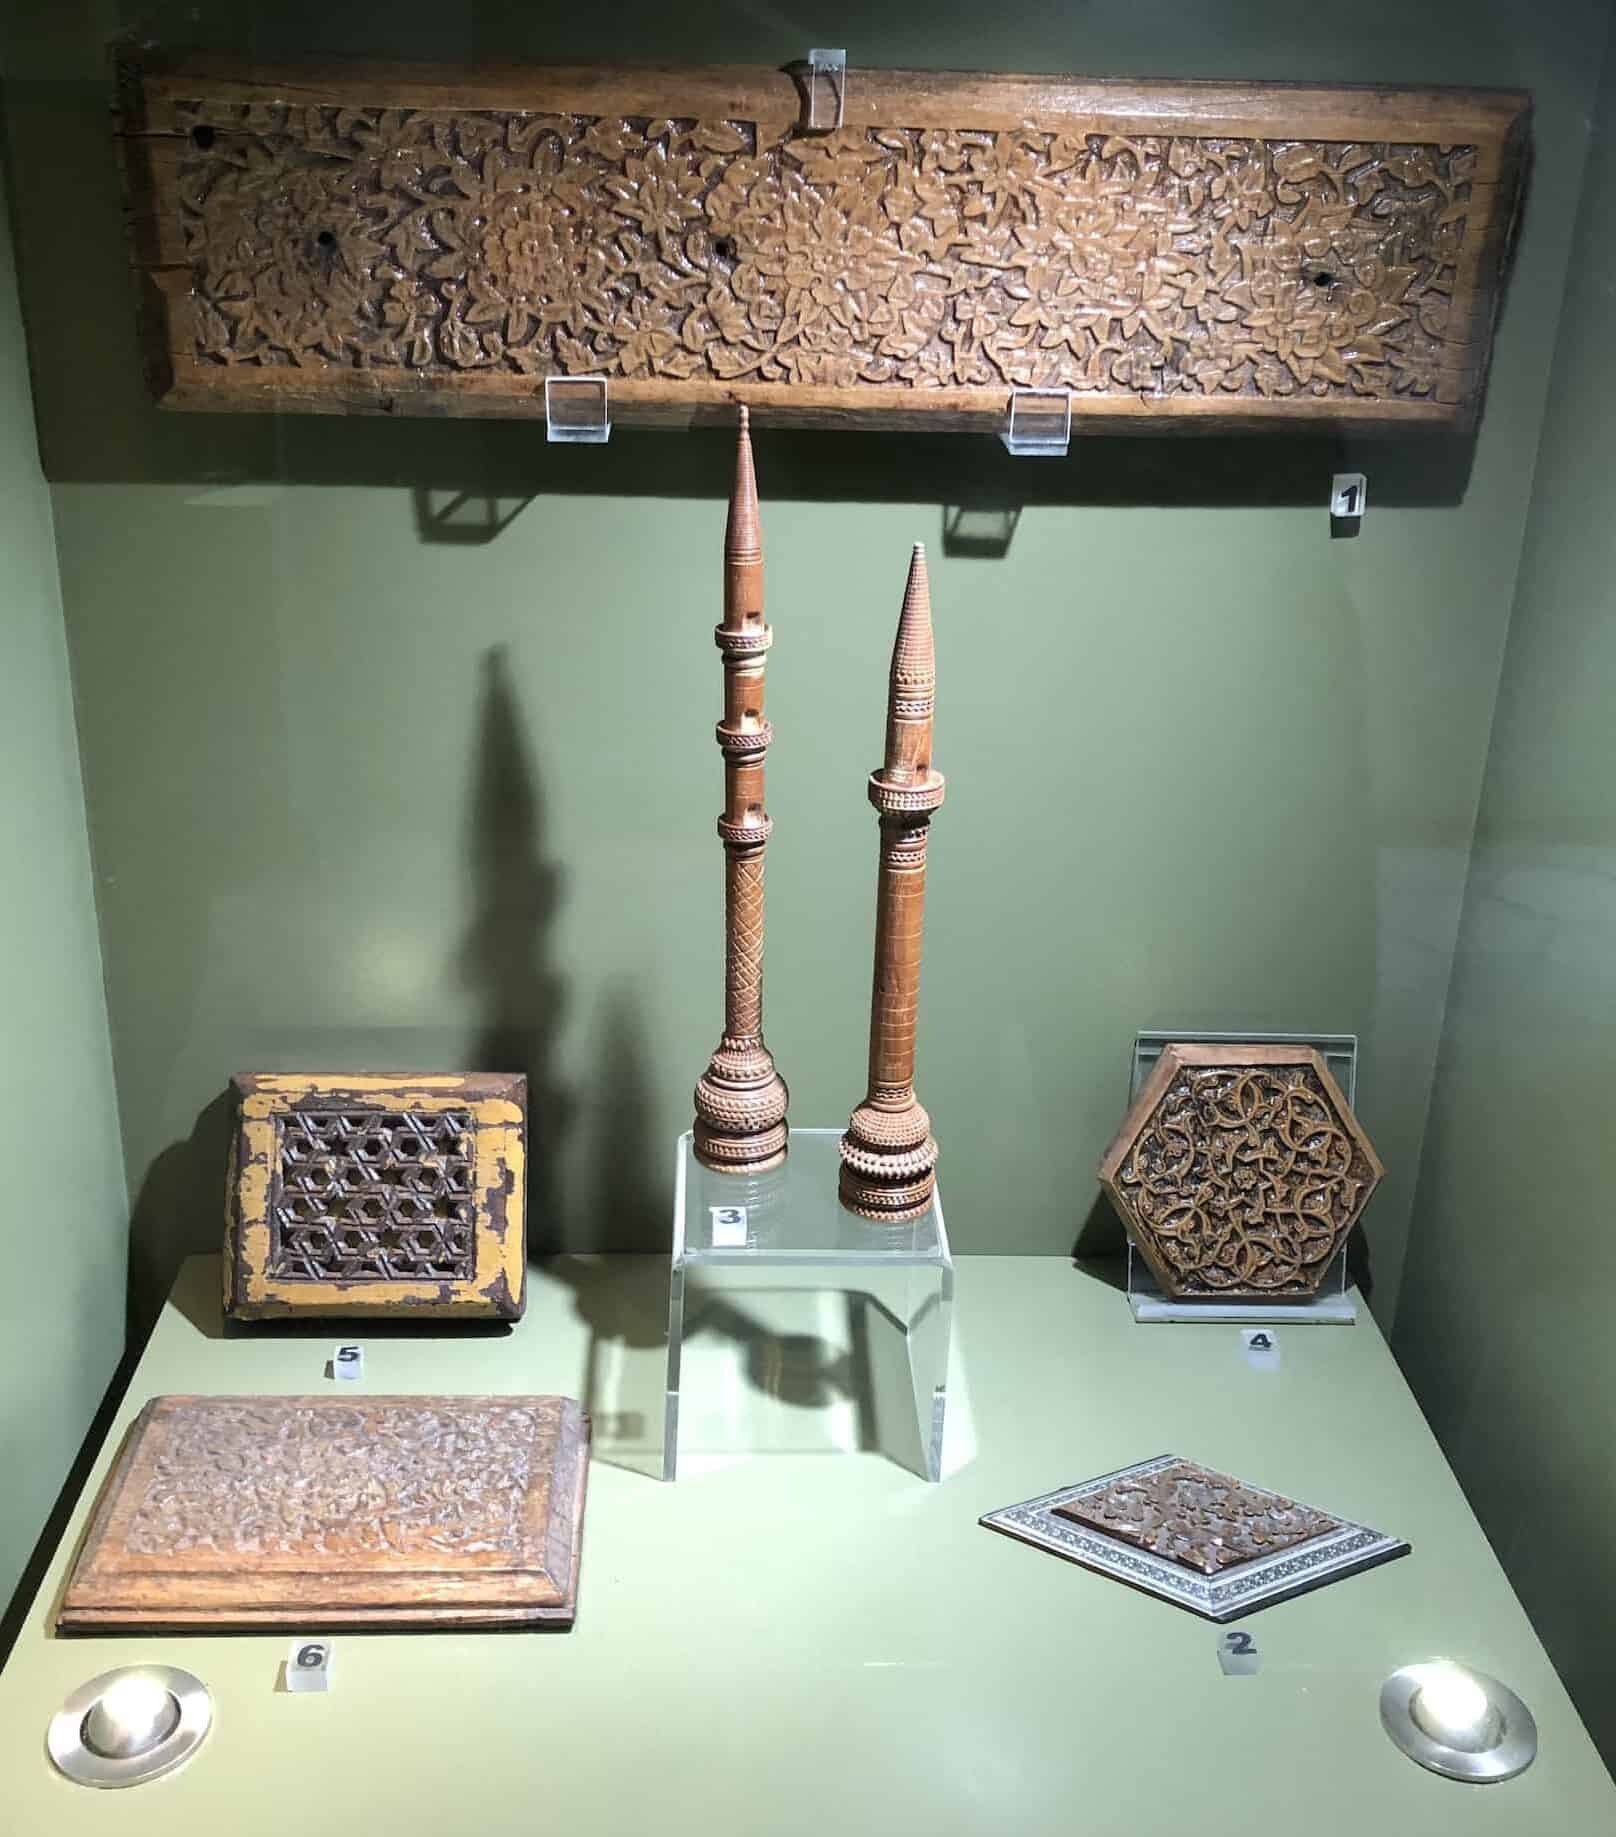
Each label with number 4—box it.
[331,1343,364,1382]
[286,1638,333,1692]
[1217,1629,1261,1676]
[1241,1328,1281,1371]
[709,1205,748,1248]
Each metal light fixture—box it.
[1380,1660,1537,1783]
[48,1665,212,1788]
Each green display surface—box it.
[0,1254,1610,1833]
[1,1,1611,1335]
[1396,30,1616,1767]
[0,142,127,1610]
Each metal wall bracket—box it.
[804,49,847,131]
[545,374,611,444]
[1001,388,1072,457]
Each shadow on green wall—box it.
[118,642,610,1340]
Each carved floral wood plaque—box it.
[1051,1458,1340,1575]
[59,1395,589,1630]
[225,1072,526,1321]
[115,54,1530,433]
[1097,1042,1384,1301]
[981,1455,1408,1620]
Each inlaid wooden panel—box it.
[982,1454,1408,1621]
[58,1395,588,1630]
[225,1072,526,1321]
[114,52,1530,433]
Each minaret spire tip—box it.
[891,543,935,691]
[725,404,761,564]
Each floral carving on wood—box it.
[59,1394,591,1630]
[120,1398,542,1558]
[1099,1044,1383,1299]
[982,1454,1409,1619]
[174,101,1474,403]
[1053,1458,1341,1575]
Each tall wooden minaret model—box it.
[693,408,790,1173]
[839,544,946,1221]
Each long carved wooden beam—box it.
[115,52,1529,434]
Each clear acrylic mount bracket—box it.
[1002,388,1072,456]
[545,374,611,444]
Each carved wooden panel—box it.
[1097,1042,1383,1300]
[115,54,1530,433]
[981,1455,1408,1621]
[59,1395,589,1630]
[1052,1458,1341,1575]
[225,1072,526,1321]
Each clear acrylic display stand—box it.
[665,1128,953,1481]
[1124,1031,1360,1325]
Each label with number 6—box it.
[285,1637,333,1692]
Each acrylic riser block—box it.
[666,1129,954,1482]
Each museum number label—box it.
[1217,1629,1261,1676]
[709,1205,749,1248]
[1240,1328,1281,1371]
[285,1638,334,1692]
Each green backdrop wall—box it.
[1,1,1608,1340]
[0,140,127,1612]
[1396,23,1616,1767]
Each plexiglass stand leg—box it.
[665,1129,954,1481]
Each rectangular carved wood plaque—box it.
[59,1395,589,1630]
[981,1455,1408,1620]
[225,1072,526,1321]
[115,53,1530,433]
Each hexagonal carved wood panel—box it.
[1098,1042,1382,1300]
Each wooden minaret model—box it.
[692,408,789,1172]
[840,545,946,1221]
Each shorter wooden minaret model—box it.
[692,408,789,1172]
[839,544,946,1221]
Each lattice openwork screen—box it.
[226,1073,526,1320]
[271,1109,475,1281]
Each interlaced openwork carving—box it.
[271,1109,474,1281]
[1103,1046,1382,1298]
[174,104,1475,404]
[1053,1458,1342,1575]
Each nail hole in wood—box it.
[189,124,215,150]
